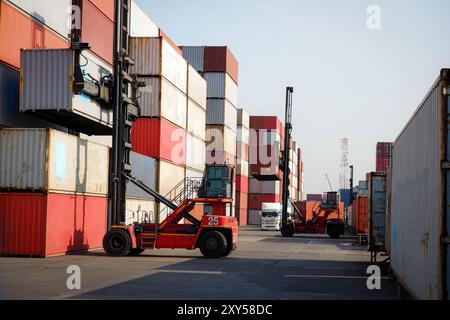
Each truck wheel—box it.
[103,229,131,256]
[199,231,228,259]
[281,224,295,237]
[328,227,341,239]
[128,248,145,256]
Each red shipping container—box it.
[248,194,281,210]
[236,175,248,193]
[250,116,284,133]
[204,46,239,85]
[0,193,107,257]
[131,118,186,166]
[159,29,183,56]
[355,196,369,234]
[376,155,391,172]
[235,192,248,210]
[0,2,69,69]
[235,208,248,226]
[74,0,114,65]
[88,0,115,22]
[376,142,393,156]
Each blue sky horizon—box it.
[136,0,450,194]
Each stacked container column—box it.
[236,109,250,225]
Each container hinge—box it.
[442,161,450,170]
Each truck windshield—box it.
[261,212,279,218]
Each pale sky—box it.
[136,0,450,194]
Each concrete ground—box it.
[0,227,398,300]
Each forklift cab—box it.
[198,165,234,199]
[322,192,338,209]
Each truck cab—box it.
[260,210,282,231]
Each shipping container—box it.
[157,159,186,220]
[248,194,281,210]
[130,0,159,37]
[203,46,238,85]
[137,76,187,129]
[368,172,387,251]
[237,126,250,144]
[248,210,261,226]
[236,175,249,193]
[235,192,248,210]
[206,125,237,156]
[390,69,449,300]
[249,178,281,195]
[235,208,248,226]
[5,0,71,40]
[237,108,250,129]
[203,73,238,107]
[205,151,236,167]
[89,0,115,21]
[187,99,206,140]
[74,0,114,65]
[237,159,249,177]
[250,116,283,133]
[0,62,66,129]
[385,166,392,256]
[0,128,109,196]
[0,193,107,257]
[0,1,69,69]
[127,151,157,200]
[353,196,368,234]
[187,65,207,109]
[131,118,186,166]
[376,155,391,172]
[206,99,237,131]
[376,142,393,157]
[20,49,113,135]
[237,141,249,162]
[125,198,156,226]
[186,133,206,172]
[129,37,187,94]
[181,46,204,73]
[307,194,323,202]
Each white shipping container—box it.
[187,65,207,109]
[187,99,206,140]
[237,126,250,145]
[237,108,250,129]
[391,70,450,300]
[126,198,156,226]
[138,77,187,129]
[204,73,238,107]
[6,0,71,39]
[236,160,249,177]
[186,134,206,172]
[206,125,237,156]
[20,49,113,135]
[182,46,204,73]
[249,178,281,195]
[130,37,188,94]
[158,160,186,197]
[130,0,159,37]
[237,141,248,162]
[0,128,109,196]
[206,99,237,131]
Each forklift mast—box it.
[281,87,294,226]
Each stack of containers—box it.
[129,34,189,221]
[289,140,299,202]
[298,148,304,201]
[350,196,369,235]
[376,142,393,172]
[0,0,69,128]
[248,116,285,225]
[236,109,250,225]
[0,129,109,257]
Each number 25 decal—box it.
[208,217,219,226]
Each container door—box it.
[371,174,387,250]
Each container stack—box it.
[235,109,250,225]
[349,196,368,235]
[0,129,110,257]
[289,141,299,202]
[298,148,305,201]
[129,34,191,221]
[376,142,393,172]
[0,0,70,129]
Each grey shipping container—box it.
[390,69,450,300]
[182,46,205,73]
[368,172,387,251]
[20,49,113,135]
[206,98,237,131]
[0,62,66,130]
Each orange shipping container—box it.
[0,1,69,69]
[88,0,115,22]
[354,196,368,234]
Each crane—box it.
[325,174,334,192]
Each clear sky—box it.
[136,0,450,194]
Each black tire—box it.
[128,248,145,256]
[103,229,131,256]
[199,231,228,259]
[327,226,341,239]
[281,223,295,237]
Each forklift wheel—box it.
[281,224,295,238]
[327,227,341,239]
[128,248,145,256]
[103,229,131,256]
[199,231,228,259]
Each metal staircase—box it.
[158,177,203,221]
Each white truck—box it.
[260,203,291,231]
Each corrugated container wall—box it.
[187,65,207,109]
[0,128,109,196]
[390,69,449,300]
[127,152,157,200]
[206,125,237,156]
[204,73,238,107]
[182,46,204,73]
[368,172,387,251]
[203,46,239,85]
[206,99,237,131]
[187,100,206,140]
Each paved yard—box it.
[0,227,398,300]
